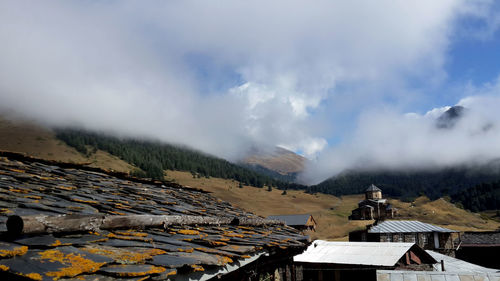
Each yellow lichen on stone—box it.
[0,265,9,271]
[177,229,200,235]
[71,198,98,204]
[191,265,204,272]
[9,187,29,194]
[37,249,106,280]
[207,241,227,246]
[9,168,25,173]
[21,273,43,281]
[56,186,76,191]
[113,265,166,277]
[114,230,148,237]
[50,240,62,247]
[81,246,166,264]
[24,195,42,200]
[223,232,245,238]
[107,233,152,242]
[216,255,233,265]
[0,208,12,214]
[0,245,28,258]
[177,248,194,253]
[237,226,253,230]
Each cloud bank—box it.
[1,0,499,182]
[302,77,500,184]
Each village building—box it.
[293,241,437,281]
[455,231,500,269]
[267,214,317,233]
[0,152,308,281]
[349,184,396,220]
[349,220,459,254]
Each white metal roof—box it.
[426,250,498,273]
[368,220,457,234]
[293,240,416,266]
[377,270,500,281]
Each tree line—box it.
[451,181,500,212]
[55,129,305,190]
[308,166,500,206]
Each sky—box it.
[1,0,500,184]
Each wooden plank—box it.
[7,214,284,236]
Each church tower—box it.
[365,184,382,200]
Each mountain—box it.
[0,117,135,173]
[244,146,306,175]
[436,105,466,129]
[310,164,500,202]
[311,107,500,211]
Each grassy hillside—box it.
[0,118,135,173]
[244,146,306,175]
[165,170,500,240]
[2,117,499,240]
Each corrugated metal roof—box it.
[293,240,416,266]
[426,250,498,273]
[267,214,311,226]
[377,270,500,281]
[368,220,457,234]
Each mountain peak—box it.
[436,105,466,129]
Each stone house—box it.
[349,220,459,255]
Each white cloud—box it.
[302,76,500,184]
[0,0,496,165]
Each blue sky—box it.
[1,1,500,182]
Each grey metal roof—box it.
[294,240,430,266]
[426,250,498,273]
[267,214,312,226]
[366,184,382,192]
[377,270,500,281]
[368,220,457,234]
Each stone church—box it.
[349,184,396,220]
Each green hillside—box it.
[55,129,305,190]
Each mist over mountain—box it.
[1,1,500,187]
[436,105,466,129]
[307,104,500,206]
[301,92,500,185]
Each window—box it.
[398,234,403,242]
[422,233,428,245]
[386,234,392,242]
[407,234,416,243]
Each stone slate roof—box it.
[459,231,500,246]
[266,214,313,227]
[0,153,307,280]
[368,220,457,234]
[365,184,381,192]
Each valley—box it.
[1,117,499,241]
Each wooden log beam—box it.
[7,214,283,236]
